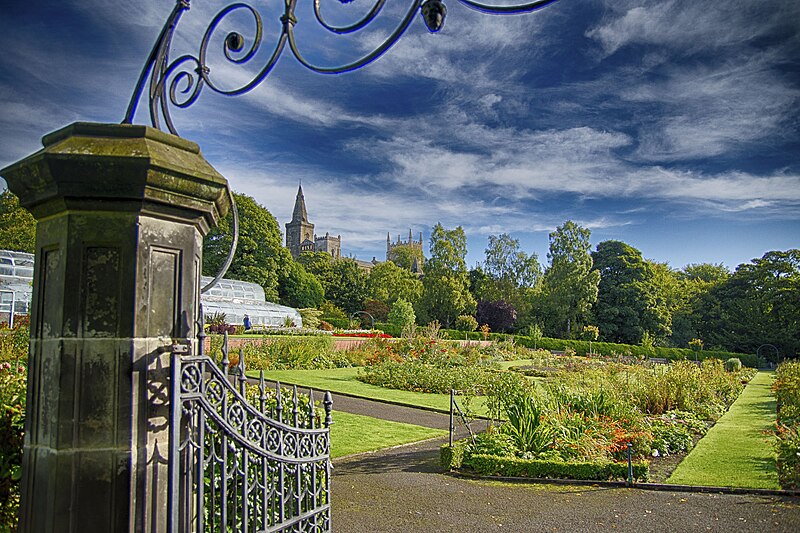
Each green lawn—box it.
[667,371,779,489]
[251,367,489,414]
[330,411,447,458]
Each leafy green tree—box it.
[0,190,35,253]
[367,260,423,307]
[278,261,324,309]
[678,263,730,284]
[590,240,671,344]
[539,221,600,338]
[477,234,541,321]
[418,224,476,327]
[697,250,800,357]
[582,324,599,355]
[455,315,478,332]
[203,192,292,302]
[669,263,730,347]
[322,258,368,314]
[483,233,541,296]
[388,244,424,271]
[388,298,416,332]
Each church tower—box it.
[285,184,315,258]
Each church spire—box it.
[291,183,309,223]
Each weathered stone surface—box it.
[2,122,230,232]
[1,123,228,532]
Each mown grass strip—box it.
[330,411,447,458]
[667,371,779,489]
[251,367,489,415]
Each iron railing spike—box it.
[276,381,283,423]
[308,389,315,429]
[323,391,333,428]
[238,348,246,395]
[292,385,299,427]
[258,370,266,409]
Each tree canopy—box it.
[367,260,423,307]
[0,190,35,253]
[418,223,475,327]
[203,192,294,302]
[539,221,600,338]
[590,240,671,344]
[696,250,800,358]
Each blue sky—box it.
[1,0,798,271]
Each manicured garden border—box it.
[441,440,649,482]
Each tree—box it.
[539,221,600,338]
[203,192,292,302]
[388,244,424,271]
[367,260,423,307]
[670,263,730,348]
[0,190,35,253]
[590,240,671,345]
[678,263,730,284]
[388,298,416,332]
[483,234,541,296]
[322,258,368,314]
[696,250,800,357]
[418,224,476,327]
[363,299,390,322]
[476,300,518,333]
[582,325,599,355]
[278,261,324,309]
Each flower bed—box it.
[439,354,754,482]
[333,331,391,339]
[773,360,800,489]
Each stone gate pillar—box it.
[1,123,231,532]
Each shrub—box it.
[455,315,478,332]
[0,364,25,527]
[387,299,415,332]
[238,336,338,370]
[476,300,517,333]
[774,423,800,490]
[725,358,742,372]
[463,453,648,482]
[441,440,469,470]
[298,308,323,329]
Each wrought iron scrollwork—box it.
[170,328,334,531]
[123,0,559,136]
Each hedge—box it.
[440,446,648,482]
[436,329,762,368]
[441,442,649,481]
[440,440,469,470]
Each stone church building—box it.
[285,184,341,259]
[285,184,425,272]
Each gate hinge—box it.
[171,343,190,354]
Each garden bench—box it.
[648,357,669,365]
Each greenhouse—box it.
[0,249,301,329]
[0,250,34,326]
[199,276,302,328]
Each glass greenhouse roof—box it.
[0,252,302,328]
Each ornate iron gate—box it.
[169,321,333,532]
